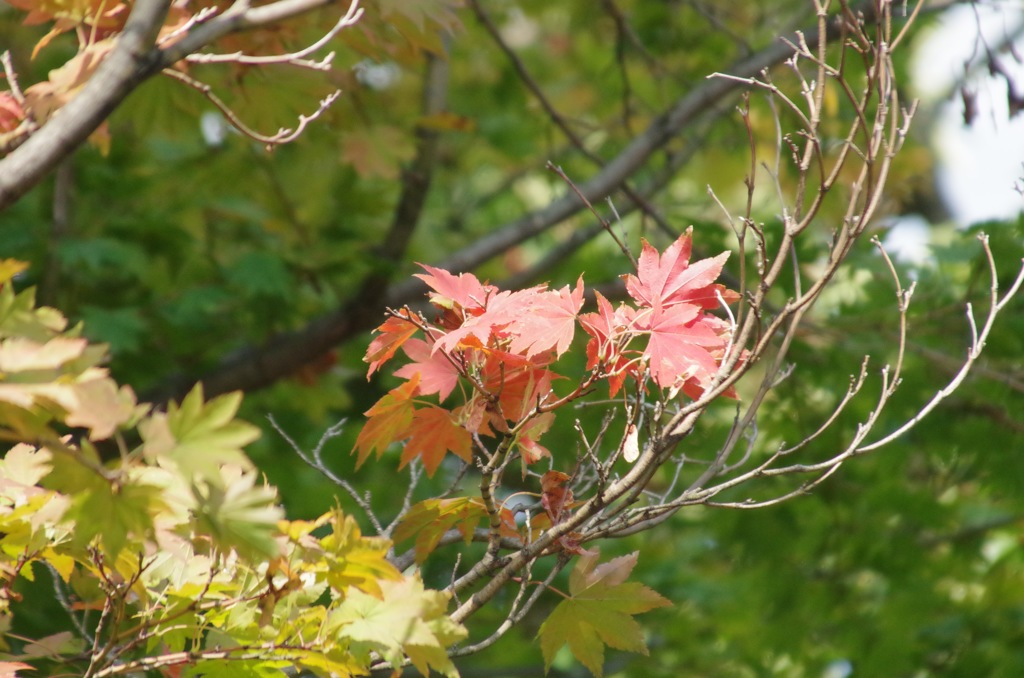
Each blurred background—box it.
[1,1,1022,675]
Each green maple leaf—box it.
[190,466,283,559]
[139,384,259,482]
[0,270,67,342]
[392,497,487,564]
[538,551,671,677]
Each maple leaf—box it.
[393,497,489,563]
[0,443,52,505]
[5,0,125,27]
[538,470,592,555]
[538,551,671,677]
[330,575,466,677]
[578,291,619,365]
[399,405,472,476]
[0,336,87,371]
[487,362,555,425]
[579,292,637,396]
[540,470,573,524]
[507,279,585,358]
[0,660,34,677]
[621,424,640,463]
[25,39,117,123]
[393,337,462,401]
[639,304,725,391]
[63,473,165,559]
[624,229,732,309]
[515,412,554,467]
[139,385,258,481]
[0,367,138,441]
[415,264,496,313]
[316,509,402,598]
[364,313,419,378]
[452,395,491,436]
[0,93,25,133]
[352,374,420,468]
[190,466,283,559]
[430,287,525,354]
[56,374,138,439]
[0,259,29,286]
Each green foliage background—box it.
[1,0,1023,675]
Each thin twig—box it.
[267,415,386,535]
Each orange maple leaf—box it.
[400,405,472,476]
[352,373,420,467]
[365,312,419,378]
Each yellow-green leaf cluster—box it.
[0,270,472,677]
[331,574,467,677]
[0,263,139,441]
[310,508,402,597]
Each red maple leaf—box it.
[507,278,585,358]
[624,229,731,309]
[431,285,543,355]
[579,291,619,363]
[415,264,496,312]
[580,292,639,396]
[515,412,554,467]
[639,305,725,390]
[400,405,472,476]
[539,470,594,555]
[487,364,555,424]
[394,337,462,401]
[540,470,573,524]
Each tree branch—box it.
[0,0,171,210]
[0,0,360,212]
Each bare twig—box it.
[162,68,339,149]
[184,0,362,69]
[267,415,386,536]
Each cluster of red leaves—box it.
[353,229,737,476]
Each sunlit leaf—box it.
[316,509,401,598]
[331,574,466,677]
[140,385,259,482]
[364,312,419,378]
